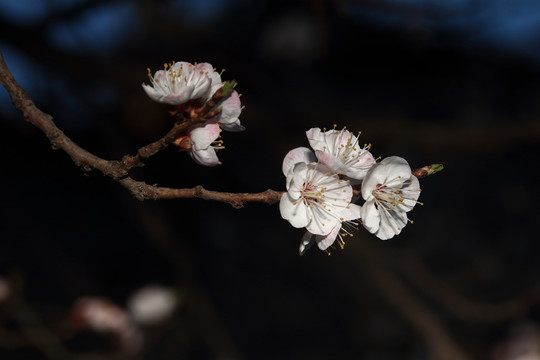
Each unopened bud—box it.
[220,80,237,98]
[173,136,192,150]
[412,164,444,178]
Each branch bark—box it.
[0,50,282,208]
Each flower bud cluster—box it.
[280,127,422,254]
[143,61,244,166]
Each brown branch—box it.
[121,85,232,169]
[0,55,127,179]
[120,119,196,169]
[0,50,439,208]
[0,50,282,208]
[118,178,284,208]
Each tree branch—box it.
[0,50,282,208]
[0,50,438,208]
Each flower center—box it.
[300,182,326,205]
[321,126,372,166]
[373,184,405,209]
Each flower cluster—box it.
[280,127,422,254]
[143,61,244,166]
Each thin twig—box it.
[0,50,280,208]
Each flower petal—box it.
[279,192,310,228]
[398,175,421,212]
[314,150,344,174]
[190,122,220,150]
[361,156,411,200]
[299,231,314,256]
[218,91,241,125]
[163,88,195,105]
[282,147,316,176]
[375,207,407,240]
[340,203,362,221]
[305,202,340,236]
[315,224,341,250]
[220,119,245,132]
[360,199,380,234]
[189,147,219,166]
[196,63,223,97]
[191,76,212,100]
[341,150,376,180]
[306,127,325,151]
[141,83,164,102]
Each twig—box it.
[0,50,280,208]
[0,50,438,208]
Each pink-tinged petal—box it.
[342,150,376,180]
[282,147,316,176]
[360,200,380,234]
[218,91,241,125]
[190,122,220,150]
[189,147,219,166]
[142,84,163,102]
[220,119,245,132]
[163,88,195,105]
[306,127,325,152]
[315,224,341,250]
[314,150,343,173]
[299,231,314,256]
[279,193,310,228]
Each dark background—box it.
[1,0,540,359]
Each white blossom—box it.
[174,121,224,166]
[280,147,362,254]
[143,61,245,131]
[360,156,421,240]
[142,62,214,105]
[306,127,375,182]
